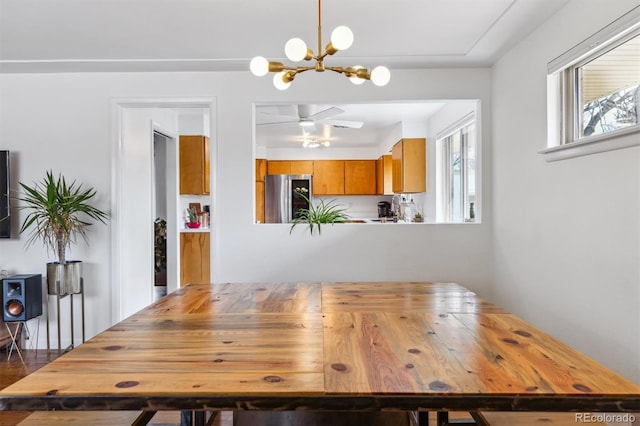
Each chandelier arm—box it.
[325,66,346,75]
[317,0,322,59]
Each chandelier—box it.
[250,0,391,90]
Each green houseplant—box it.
[289,193,350,236]
[154,217,167,285]
[18,170,108,295]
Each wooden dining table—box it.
[0,282,638,426]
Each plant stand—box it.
[46,278,85,355]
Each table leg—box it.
[180,410,206,426]
[418,411,429,425]
[437,411,449,426]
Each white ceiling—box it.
[0,0,570,149]
[0,0,569,73]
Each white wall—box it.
[0,68,493,344]
[491,0,639,382]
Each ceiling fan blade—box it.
[256,119,299,126]
[321,119,364,129]
[308,107,344,121]
[256,112,299,125]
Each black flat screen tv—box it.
[0,151,10,238]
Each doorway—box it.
[152,130,174,301]
[110,98,216,322]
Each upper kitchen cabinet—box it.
[313,160,344,195]
[345,160,376,195]
[313,160,376,195]
[267,160,313,175]
[179,135,210,195]
[376,155,393,195]
[392,138,426,194]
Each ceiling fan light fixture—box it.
[250,0,389,89]
[299,119,315,127]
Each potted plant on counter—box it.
[289,193,350,236]
[17,171,109,295]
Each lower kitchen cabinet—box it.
[180,232,210,285]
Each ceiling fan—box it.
[256,104,364,129]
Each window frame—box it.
[436,113,477,223]
[542,6,640,162]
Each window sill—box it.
[540,127,640,162]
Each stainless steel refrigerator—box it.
[265,174,312,223]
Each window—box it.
[436,116,476,223]
[544,6,640,161]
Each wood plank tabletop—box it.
[0,282,638,413]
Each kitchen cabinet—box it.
[180,232,210,285]
[255,159,266,223]
[267,160,313,175]
[179,135,210,195]
[392,138,426,194]
[345,160,376,195]
[376,155,393,195]
[312,160,344,195]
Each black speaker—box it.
[2,274,43,322]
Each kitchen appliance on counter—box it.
[265,174,312,223]
[377,201,392,218]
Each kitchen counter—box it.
[180,227,211,233]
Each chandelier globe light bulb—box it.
[285,38,308,62]
[273,71,292,90]
[250,56,269,77]
[371,65,391,86]
[350,66,366,85]
[330,26,354,50]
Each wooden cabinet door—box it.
[255,159,267,182]
[402,138,426,193]
[376,155,392,195]
[180,232,210,285]
[255,181,265,223]
[179,135,210,195]
[391,141,403,193]
[392,138,426,193]
[267,161,291,175]
[345,160,376,195]
[255,159,267,223]
[312,160,345,195]
[290,160,313,175]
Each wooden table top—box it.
[1,282,638,413]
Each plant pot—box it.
[46,261,83,295]
[186,222,200,229]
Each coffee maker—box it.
[377,201,392,218]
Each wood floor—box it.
[0,349,470,425]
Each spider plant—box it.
[17,170,109,264]
[290,193,350,236]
